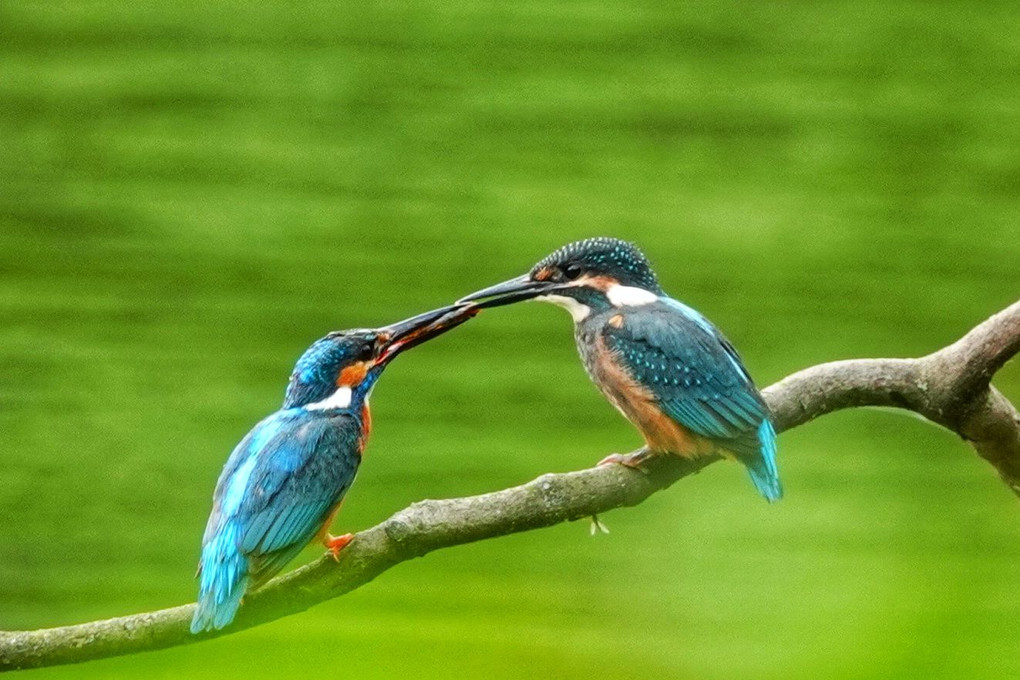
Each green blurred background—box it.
[2,1,1019,678]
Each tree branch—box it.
[2,301,1018,672]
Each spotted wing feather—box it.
[603,302,764,443]
[601,298,781,500]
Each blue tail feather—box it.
[746,420,782,502]
[191,522,249,633]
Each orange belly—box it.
[628,399,716,457]
[590,338,716,459]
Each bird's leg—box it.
[597,447,655,472]
[588,448,655,536]
[323,533,354,561]
[316,500,353,561]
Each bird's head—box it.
[283,303,477,410]
[458,237,662,321]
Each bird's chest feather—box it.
[574,316,713,457]
[358,404,371,455]
[318,405,371,458]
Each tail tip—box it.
[191,540,248,634]
[752,474,783,503]
[190,592,244,634]
[189,612,209,635]
[750,420,781,502]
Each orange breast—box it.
[591,337,715,459]
[358,404,372,456]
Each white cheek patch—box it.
[305,386,353,411]
[606,284,657,307]
[536,294,591,322]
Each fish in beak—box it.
[376,303,479,364]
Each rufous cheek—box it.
[338,362,369,388]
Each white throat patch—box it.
[305,386,353,411]
[606,284,657,307]
[536,294,591,322]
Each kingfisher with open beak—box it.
[190,303,477,633]
[459,237,781,502]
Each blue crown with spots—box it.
[532,237,662,293]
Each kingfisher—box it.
[190,303,477,633]
[458,237,781,501]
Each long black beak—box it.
[456,275,564,309]
[376,303,478,363]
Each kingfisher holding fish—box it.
[191,303,477,633]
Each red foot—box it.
[599,453,649,469]
[599,453,631,467]
[597,451,654,473]
[324,533,354,561]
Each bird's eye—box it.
[357,343,374,362]
[562,263,582,280]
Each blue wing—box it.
[191,409,361,632]
[602,298,781,500]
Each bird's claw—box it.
[597,451,652,474]
[324,533,354,561]
[598,452,631,467]
[589,514,610,536]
